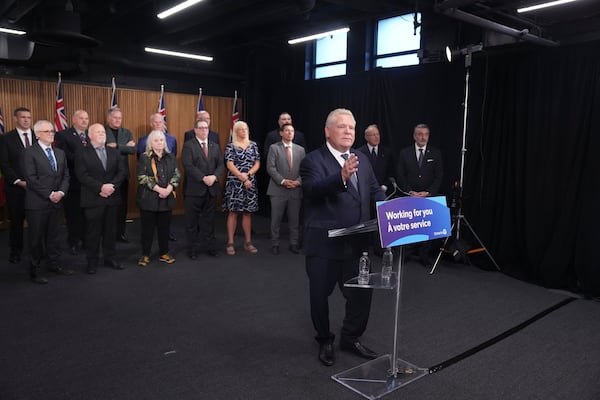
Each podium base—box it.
[331,354,428,399]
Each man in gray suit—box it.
[266,123,305,255]
[181,119,225,259]
[23,120,71,284]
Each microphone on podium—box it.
[388,177,412,198]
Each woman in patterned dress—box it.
[223,121,260,255]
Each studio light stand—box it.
[430,44,500,275]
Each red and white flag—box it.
[55,73,68,131]
[230,90,239,141]
[158,85,167,132]
[110,77,118,109]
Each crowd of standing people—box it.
[0,105,443,368]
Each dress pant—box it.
[85,204,117,265]
[305,255,373,344]
[116,179,129,237]
[269,196,301,247]
[140,209,171,256]
[184,193,218,252]
[5,185,26,255]
[27,207,60,275]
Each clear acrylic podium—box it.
[329,222,429,399]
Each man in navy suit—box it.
[76,123,128,274]
[396,123,444,266]
[23,120,71,284]
[300,108,385,367]
[137,113,178,156]
[181,119,225,259]
[55,109,90,254]
[0,107,34,264]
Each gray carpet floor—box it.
[1,214,598,400]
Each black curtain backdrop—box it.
[254,40,600,296]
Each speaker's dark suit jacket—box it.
[396,145,443,195]
[357,144,394,187]
[0,129,36,253]
[300,144,385,344]
[23,143,69,270]
[301,146,384,259]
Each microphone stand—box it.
[430,46,500,274]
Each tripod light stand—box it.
[430,43,500,274]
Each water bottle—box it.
[381,248,393,284]
[358,252,370,285]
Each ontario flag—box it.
[158,85,167,132]
[230,90,239,141]
[196,88,203,117]
[55,73,68,131]
[110,77,118,109]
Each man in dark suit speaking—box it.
[300,108,385,367]
[23,120,71,284]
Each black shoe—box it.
[87,267,97,274]
[318,343,335,366]
[69,245,79,255]
[207,250,220,257]
[117,234,129,243]
[288,244,300,254]
[30,275,49,284]
[188,251,198,260]
[104,259,124,270]
[9,252,21,264]
[340,340,378,360]
[48,265,75,276]
[271,246,280,255]
[169,233,177,241]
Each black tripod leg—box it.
[461,216,501,271]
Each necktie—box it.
[418,148,424,168]
[286,145,293,174]
[79,132,87,147]
[97,147,107,170]
[341,153,358,192]
[202,142,208,158]
[45,147,56,172]
[23,132,31,148]
[371,147,377,159]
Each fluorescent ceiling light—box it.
[157,0,204,19]
[288,27,350,45]
[0,27,26,35]
[518,0,580,13]
[144,47,213,62]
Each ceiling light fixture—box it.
[157,0,205,19]
[517,0,580,13]
[0,27,27,35]
[144,47,213,62]
[288,27,350,45]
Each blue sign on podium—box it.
[376,196,451,248]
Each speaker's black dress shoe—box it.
[9,253,21,264]
[207,250,220,257]
[104,259,124,270]
[48,265,75,276]
[117,234,129,243]
[30,275,48,284]
[288,244,300,254]
[340,340,378,360]
[271,246,280,255]
[318,343,335,366]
